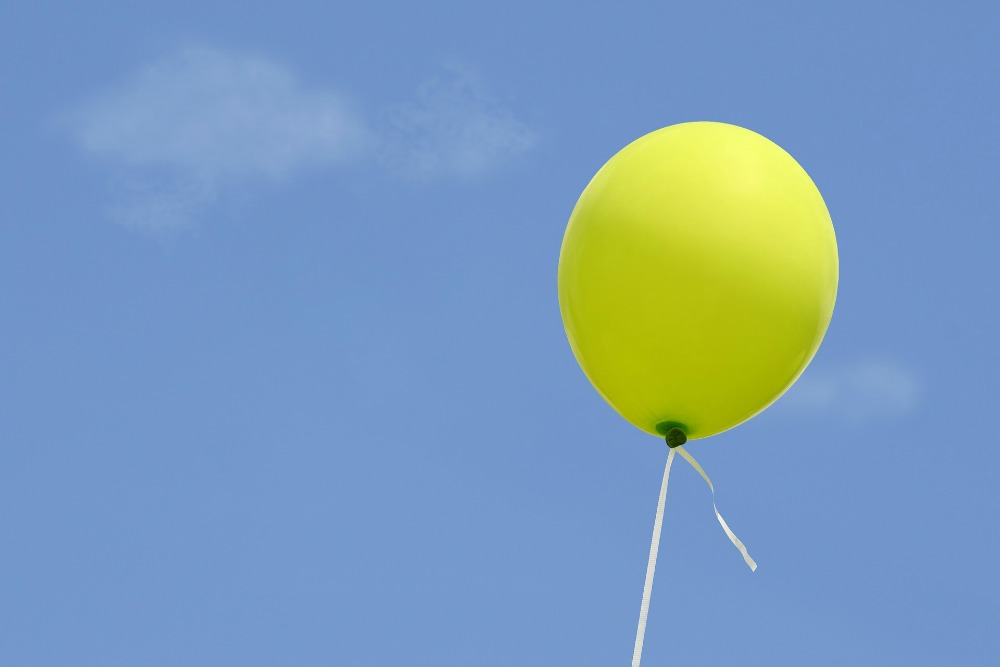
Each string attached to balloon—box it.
[630,448,674,667]
[557,122,838,664]
[630,428,756,667]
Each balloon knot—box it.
[655,421,688,447]
[664,428,687,448]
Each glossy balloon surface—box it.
[558,122,838,439]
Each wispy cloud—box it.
[383,66,536,180]
[70,46,368,178]
[63,46,535,231]
[779,359,922,423]
[104,171,218,233]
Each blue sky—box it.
[2,2,998,665]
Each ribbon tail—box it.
[676,446,757,572]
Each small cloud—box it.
[64,45,369,231]
[62,47,535,232]
[70,46,368,177]
[384,66,536,180]
[779,359,922,423]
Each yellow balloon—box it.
[558,122,838,440]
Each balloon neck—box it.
[655,421,688,448]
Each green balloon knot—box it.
[655,421,688,448]
[665,428,687,448]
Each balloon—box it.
[558,122,838,440]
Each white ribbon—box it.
[630,449,675,667]
[675,446,757,572]
[630,445,756,667]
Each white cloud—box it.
[779,359,922,422]
[383,66,536,180]
[64,47,534,231]
[71,46,369,178]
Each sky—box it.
[1,2,998,665]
